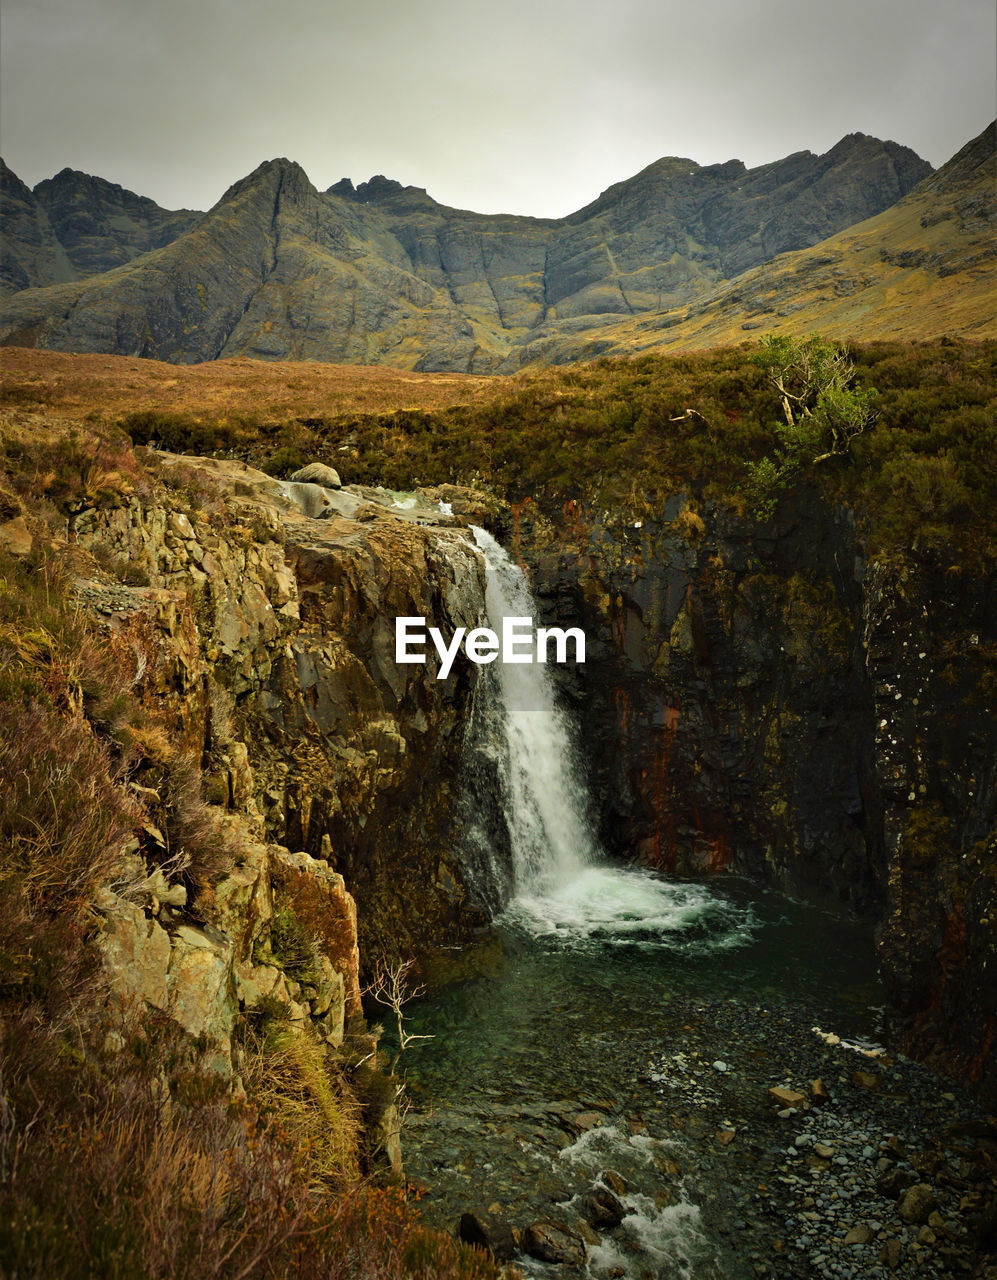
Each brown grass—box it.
[0,348,507,420]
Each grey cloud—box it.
[1,0,993,217]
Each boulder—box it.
[457,1211,518,1261]
[580,1186,627,1230]
[290,463,342,489]
[522,1222,586,1266]
[899,1184,938,1224]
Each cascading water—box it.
[468,526,753,951]
[470,526,596,894]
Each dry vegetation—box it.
[0,347,505,420]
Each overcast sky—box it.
[2,0,994,217]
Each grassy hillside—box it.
[4,336,994,566]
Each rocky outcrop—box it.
[507,490,995,1102]
[0,133,934,369]
[69,451,496,970]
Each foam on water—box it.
[503,864,757,953]
[557,1125,708,1279]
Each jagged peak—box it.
[326,173,438,209]
[214,157,317,209]
[1,158,34,198]
[933,121,995,179]
[36,167,143,202]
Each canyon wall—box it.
[3,424,990,1120]
[507,492,996,1104]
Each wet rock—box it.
[522,1221,586,1266]
[457,1211,517,1261]
[843,1223,874,1244]
[851,1069,880,1090]
[899,1183,938,1224]
[769,1086,808,1109]
[580,1186,627,1230]
[811,1078,830,1105]
[599,1169,628,1196]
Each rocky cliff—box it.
[0,132,934,369]
[0,412,510,1217]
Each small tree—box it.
[367,958,433,1070]
[746,333,877,518]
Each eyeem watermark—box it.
[395,616,585,679]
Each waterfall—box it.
[468,526,598,897]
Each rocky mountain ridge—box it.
[0,160,201,294]
[0,130,942,369]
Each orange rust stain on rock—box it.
[695,833,733,874]
[938,900,967,977]
[509,498,534,562]
[561,498,592,543]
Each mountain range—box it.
[1,124,993,371]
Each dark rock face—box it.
[0,135,932,369]
[33,168,202,277]
[1,159,69,295]
[68,452,497,967]
[457,1211,518,1260]
[506,492,995,1104]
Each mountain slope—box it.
[0,134,946,370]
[0,162,200,295]
[525,122,995,362]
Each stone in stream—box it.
[898,1183,938,1224]
[457,1211,518,1261]
[580,1186,627,1230]
[879,1238,903,1270]
[598,1169,628,1196]
[768,1085,808,1109]
[843,1223,875,1244]
[522,1221,587,1265]
[810,1078,830,1105]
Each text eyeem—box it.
[395,616,586,679]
